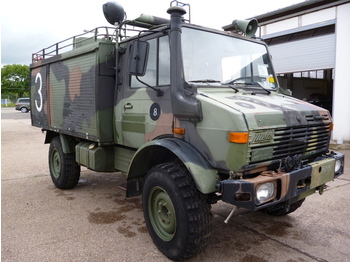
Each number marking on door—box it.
[150,103,161,121]
[35,72,43,112]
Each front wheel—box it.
[142,162,212,261]
[48,136,80,189]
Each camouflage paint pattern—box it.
[31,39,116,144]
[188,88,333,175]
[30,10,344,209]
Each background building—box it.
[255,0,350,143]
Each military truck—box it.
[30,1,344,260]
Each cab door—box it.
[115,35,173,149]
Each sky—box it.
[1,0,305,66]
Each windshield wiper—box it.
[240,82,271,95]
[258,85,271,95]
[226,85,239,93]
[190,79,239,93]
[189,79,221,83]
[245,82,271,95]
[225,79,271,95]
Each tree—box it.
[1,64,30,98]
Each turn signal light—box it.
[173,128,185,135]
[229,132,249,143]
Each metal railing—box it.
[32,27,116,63]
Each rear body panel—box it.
[30,40,116,143]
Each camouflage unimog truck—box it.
[30,1,344,260]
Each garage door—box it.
[268,34,335,73]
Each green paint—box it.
[122,114,146,133]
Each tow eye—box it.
[317,184,327,195]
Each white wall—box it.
[261,7,336,36]
[300,7,335,26]
[264,17,298,35]
[332,3,350,142]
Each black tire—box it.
[48,136,80,189]
[263,199,305,216]
[142,162,212,261]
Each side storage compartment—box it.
[30,40,116,143]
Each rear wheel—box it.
[142,162,212,261]
[48,136,80,189]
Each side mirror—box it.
[129,40,149,76]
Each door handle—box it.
[124,103,133,109]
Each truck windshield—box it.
[182,27,277,89]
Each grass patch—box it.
[2,103,16,107]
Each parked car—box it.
[15,98,30,113]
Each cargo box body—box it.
[30,40,116,143]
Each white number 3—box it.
[35,73,43,112]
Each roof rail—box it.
[32,26,116,63]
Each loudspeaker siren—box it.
[222,18,259,38]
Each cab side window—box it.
[159,36,170,85]
[131,36,170,88]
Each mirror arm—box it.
[135,75,164,97]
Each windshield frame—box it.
[181,25,278,91]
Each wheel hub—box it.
[51,149,61,179]
[148,187,176,241]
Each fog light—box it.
[257,182,275,203]
[335,159,342,173]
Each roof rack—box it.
[32,26,116,63]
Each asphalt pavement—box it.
[2,107,350,262]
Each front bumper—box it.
[218,151,344,211]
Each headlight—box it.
[256,182,275,203]
[335,159,342,173]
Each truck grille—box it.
[248,124,331,164]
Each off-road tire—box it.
[48,136,80,189]
[263,199,305,216]
[142,162,212,261]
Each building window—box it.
[292,70,324,79]
[316,70,324,79]
[293,72,301,78]
[302,71,309,78]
